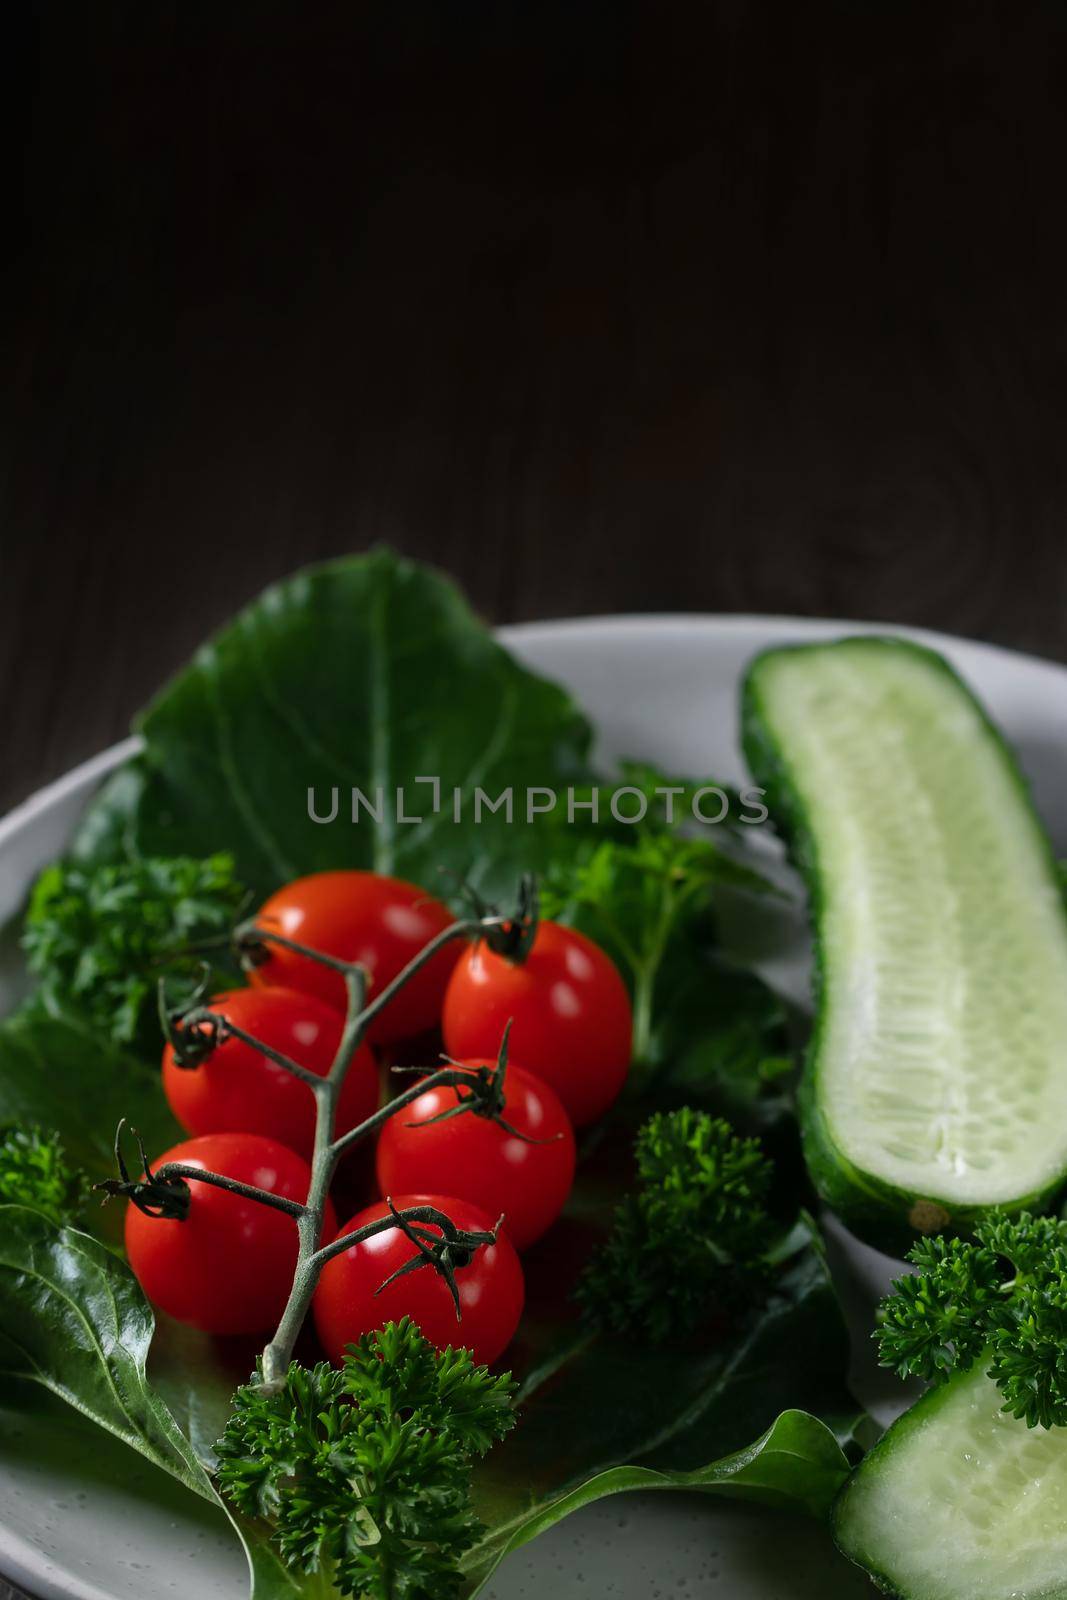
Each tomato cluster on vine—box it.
[123,869,633,1370]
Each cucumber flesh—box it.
[743,637,1067,1241]
[833,1364,1067,1599]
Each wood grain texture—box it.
[4,1,1067,818]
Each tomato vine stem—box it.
[259,934,499,1388]
[254,924,513,1391]
[166,1006,324,1086]
[155,1165,307,1219]
[103,892,536,1392]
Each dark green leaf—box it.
[0,1379,247,1586]
[0,1204,311,1600]
[464,1248,856,1594]
[0,1203,212,1498]
[0,999,179,1184]
[463,1408,852,1593]
[74,551,597,902]
[645,954,798,1142]
[147,1313,262,1471]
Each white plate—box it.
[2,614,1066,1600]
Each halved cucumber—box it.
[833,1363,1067,1599]
[742,637,1067,1249]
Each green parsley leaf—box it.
[542,762,776,1066]
[0,1124,89,1225]
[876,1213,1067,1429]
[577,1108,777,1342]
[215,1318,516,1600]
[23,854,246,1052]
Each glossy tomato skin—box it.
[124,1133,335,1335]
[375,1062,575,1250]
[249,871,459,1044]
[441,922,632,1126]
[162,987,379,1160]
[313,1193,523,1367]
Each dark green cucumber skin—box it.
[831,1367,1067,1600]
[741,635,1067,1256]
[830,1376,969,1599]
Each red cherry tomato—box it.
[125,1133,335,1335]
[162,987,379,1161]
[249,871,459,1044]
[375,1060,575,1250]
[313,1193,523,1367]
[441,921,632,1126]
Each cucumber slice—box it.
[742,637,1067,1248]
[833,1363,1067,1599]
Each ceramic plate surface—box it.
[3,615,1066,1600]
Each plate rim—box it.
[5,611,1066,845]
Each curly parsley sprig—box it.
[876,1213,1067,1429]
[542,763,775,1066]
[216,1319,516,1600]
[577,1108,777,1341]
[23,854,246,1050]
[0,1124,89,1225]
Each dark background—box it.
[5,0,1067,818]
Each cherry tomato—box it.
[375,1060,575,1250]
[125,1133,335,1335]
[441,921,632,1126]
[162,986,379,1161]
[249,871,459,1044]
[313,1193,523,1366]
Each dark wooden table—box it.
[5,2,1067,818]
